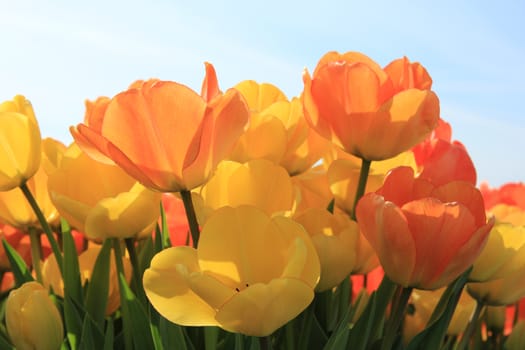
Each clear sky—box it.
[1,0,524,186]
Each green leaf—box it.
[406,268,472,350]
[84,239,112,331]
[0,330,14,350]
[63,295,83,349]
[62,221,84,305]
[103,318,114,350]
[205,327,219,350]
[1,239,34,286]
[78,311,104,350]
[347,276,396,350]
[160,316,189,350]
[118,273,155,349]
[160,201,172,249]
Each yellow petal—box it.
[215,278,314,336]
[143,246,219,326]
[84,183,160,240]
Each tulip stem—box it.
[351,158,372,220]
[457,299,484,350]
[28,227,43,283]
[180,190,200,248]
[113,239,133,350]
[381,285,412,350]
[20,183,63,273]
[259,336,272,350]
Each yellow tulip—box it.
[6,281,64,350]
[42,245,132,315]
[0,138,61,231]
[291,165,333,216]
[468,224,525,305]
[0,95,41,191]
[294,208,359,291]
[230,82,329,175]
[200,159,294,217]
[48,143,161,240]
[327,151,417,216]
[403,287,476,344]
[144,206,320,336]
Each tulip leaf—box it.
[62,220,84,305]
[405,268,471,350]
[63,295,83,349]
[84,239,112,331]
[160,201,172,248]
[160,315,189,350]
[347,276,396,350]
[1,239,34,286]
[138,236,155,276]
[103,318,114,350]
[117,273,155,350]
[78,312,104,350]
[0,331,14,350]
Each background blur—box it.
[1,0,524,186]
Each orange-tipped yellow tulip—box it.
[0,95,42,191]
[48,143,161,240]
[71,64,250,192]
[6,281,64,350]
[302,52,439,161]
[356,166,493,290]
[143,206,320,336]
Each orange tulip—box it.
[302,52,440,161]
[412,118,476,186]
[356,166,493,289]
[71,63,249,192]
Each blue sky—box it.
[1,0,524,186]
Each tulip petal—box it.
[215,278,314,336]
[234,80,287,112]
[143,246,219,326]
[356,193,416,286]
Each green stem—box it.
[20,183,63,273]
[28,227,43,283]
[180,190,200,248]
[351,158,372,220]
[457,299,484,350]
[381,285,413,350]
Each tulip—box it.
[6,281,64,350]
[0,138,62,231]
[303,52,440,161]
[0,95,42,191]
[71,64,250,192]
[480,182,525,211]
[143,205,320,336]
[505,321,525,350]
[294,208,359,291]
[412,118,476,186]
[403,287,476,344]
[356,166,493,289]
[42,245,132,315]
[230,81,328,175]
[327,151,416,216]
[200,159,294,218]
[291,165,333,215]
[467,224,525,306]
[0,223,54,270]
[48,143,161,241]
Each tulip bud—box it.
[6,281,64,350]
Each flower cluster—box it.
[0,52,522,350]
